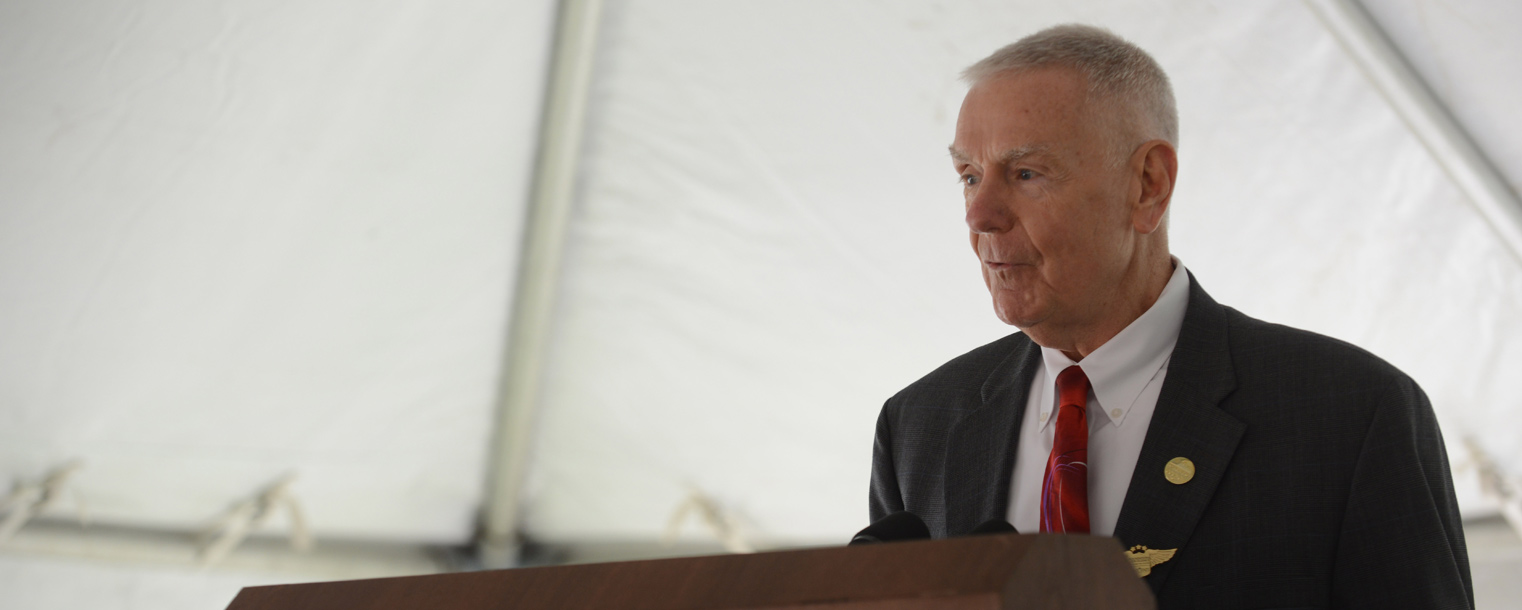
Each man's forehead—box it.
[949,68,1095,165]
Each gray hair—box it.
[963,24,1178,154]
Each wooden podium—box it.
[226,534,1155,609]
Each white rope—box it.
[662,487,753,554]
[197,473,312,566]
[1465,438,1522,536]
[0,460,86,544]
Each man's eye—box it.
[961,174,979,186]
[1016,169,1035,180]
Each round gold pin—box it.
[1164,457,1195,485]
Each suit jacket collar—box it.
[942,273,1245,594]
[942,332,1041,537]
[1113,273,1244,593]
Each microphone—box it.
[969,518,1019,535]
[849,511,931,545]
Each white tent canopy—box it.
[1,0,1519,587]
[524,0,1522,544]
[0,0,556,542]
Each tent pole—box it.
[1302,0,1522,265]
[479,0,603,569]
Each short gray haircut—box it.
[963,24,1178,154]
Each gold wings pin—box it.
[1125,545,1176,577]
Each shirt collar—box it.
[1036,258,1191,430]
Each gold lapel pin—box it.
[1125,545,1177,577]
[1164,457,1194,485]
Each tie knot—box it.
[1055,365,1090,409]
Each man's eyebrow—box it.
[997,145,1050,164]
[947,145,1051,165]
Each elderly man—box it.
[869,25,1472,608]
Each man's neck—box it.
[1039,255,1176,361]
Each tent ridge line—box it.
[1302,0,1522,266]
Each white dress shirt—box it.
[1006,259,1191,536]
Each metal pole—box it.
[1303,0,1522,265]
[479,0,603,568]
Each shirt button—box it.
[1039,412,1049,423]
[1111,408,1123,418]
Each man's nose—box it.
[965,180,1014,234]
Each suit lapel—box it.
[941,334,1041,536]
[1113,274,1245,593]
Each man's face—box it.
[950,68,1140,336]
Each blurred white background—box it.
[1,0,1519,608]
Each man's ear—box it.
[1131,139,1177,234]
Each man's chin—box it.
[992,301,1044,330]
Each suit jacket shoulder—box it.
[1221,304,1413,392]
[885,331,1030,411]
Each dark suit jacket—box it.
[870,275,1473,609]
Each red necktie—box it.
[1040,365,1090,533]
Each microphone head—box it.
[969,518,1019,535]
[849,511,931,545]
